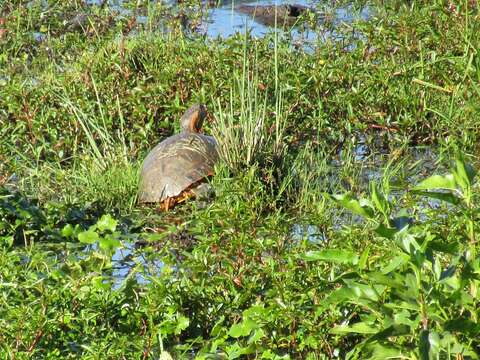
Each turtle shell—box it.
[138,132,218,204]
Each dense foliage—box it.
[1,0,480,358]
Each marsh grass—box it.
[211,31,284,172]
[1,0,480,357]
[11,90,140,212]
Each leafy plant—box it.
[321,158,480,359]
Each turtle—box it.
[138,104,218,210]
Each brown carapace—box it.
[138,104,218,210]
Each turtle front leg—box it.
[162,197,173,211]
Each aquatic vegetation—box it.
[1,0,480,358]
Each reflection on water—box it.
[291,223,327,244]
[200,0,370,46]
[29,0,369,45]
[110,240,164,289]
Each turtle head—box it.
[180,104,207,133]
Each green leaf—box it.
[428,331,440,358]
[367,272,405,289]
[78,230,99,244]
[358,246,370,270]
[344,281,383,302]
[453,158,475,192]
[374,223,398,239]
[444,319,480,336]
[331,322,379,334]
[318,287,356,311]
[210,316,225,337]
[367,324,411,342]
[419,330,430,360]
[99,235,121,251]
[97,214,117,232]
[384,301,420,312]
[366,343,404,360]
[413,174,457,191]
[414,191,460,205]
[61,224,74,238]
[159,352,174,360]
[248,329,265,344]
[175,316,190,334]
[300,249,359,265]
[331,193,374,219]
[228,318,257,338]
[91,276,111,291]
[1,235,14,247]
[261,350,290,359]
[381,255,409,274]
[243,305,266,318]
[371,183,390,218]
[399,232,421,254]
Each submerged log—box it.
[236,4,311,27]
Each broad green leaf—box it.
[381,255,409,274]
[384,301,420,312]
[392,311,416,328]
[374,223,398,239]
[99,235,121,251]
[97,214,117,232]
[300,249,359,265]
[1,235,14,247]
[413,174,456,191]
[175,316,190,334]
[78,230,99,244]
[225,342,251,359]
[453,158,475,192]
[318,288,355,311]
[366,343,404,360]
[243,305,266,318]
[367,324,411,342]
[344,281,382,301]
[331,322,379,334]
[92,276,110,291]
[331,193,374,219]
[248,329,265,344]
[399,232,421,254]
[367,272,405,289]
[61,224,74,238]
[444,319,480,336]
[210,316,225,337]
[414,190,460,205]
[228,318,257,338]
[261,350,290,359]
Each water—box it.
[292,144,443,244]
[33,31,46,42]
[291,223,327,243]
[110,240,165,289]
[31,0,369,46]
[200,0,369,45]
